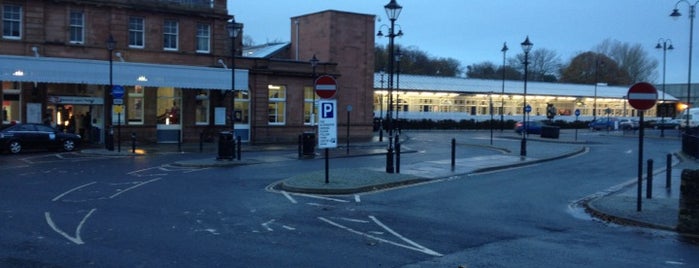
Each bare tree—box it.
[595,39,658,83]
[509,48,562,82]
[560,51,631,85]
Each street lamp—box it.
[310,54,319,126]
[377,0,403,173]
[106,34,116,151]
[520,36,533,157]
[500,42,508,132]
[394,47,402,133]
[227,18,242,159]
[656,38,674,137]
[379,69,385,142]
[670,1,699,132]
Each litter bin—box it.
[540,125,560,139]
[217,131,235,160]
[302,132,316,156]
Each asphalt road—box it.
[1,129,697,267]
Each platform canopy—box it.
[0,55,248,91]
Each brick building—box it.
[0,0,374,145]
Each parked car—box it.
[588,117,619,130]
[514,120,546,134]
[618,118,639,130]
[0,123,82,154]
[654,118,681,130]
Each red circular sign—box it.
[314,75,337,99]
[627,82,658,110]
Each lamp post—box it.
[106,34,116,151]
[593,57,604,121]
[378,0,402,173]
[394,47,402,133]
[379,70,385,142]
[227,19,242,159]
[520,36,533,157]
[310,54,319,126]
[656,38,674,137]
[500,42,508,132]
[671,1,699,132]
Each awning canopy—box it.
[0,55,248,90]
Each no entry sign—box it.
[627,82,658,111]
[314,75,337,99]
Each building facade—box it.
[0,1,374,145]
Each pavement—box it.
[79,129,697,236]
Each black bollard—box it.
[200,131,204,153]
[131,132,136,154]
[647,159,653,199]
[396,141,401,174]
[451,138,456,171]
[236,136,242,161]
[666,154,672,190]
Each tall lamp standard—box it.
[377,0,402,173]
[379,70,385,142]
[520,36,533,157]
[500,42,508,132]
[656,38,674,137]
[106,34,116,151]
[671,1,699,132]
[227,19,242,159]
[394,47,402,133]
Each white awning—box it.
[0,55,248,90]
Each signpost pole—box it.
[626,82,658,212]
[637,110,644,211]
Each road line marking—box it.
[318,216,443,257]
[282,225,296,231]
[52,181,97,202]
[294,193,349,203]
[44,208,97,245]
[262,219,275,231]
[369,215,442,256]
[354,195,361,203]
[109,178,162,199]
[281,191,297,204]
[335,217,370,223]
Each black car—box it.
[0,123,82,154]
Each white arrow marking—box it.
[44,208,97,245]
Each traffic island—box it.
[278,168,429,195]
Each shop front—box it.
[0,55,249,144]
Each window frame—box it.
[163,19,179,51]
[2,4,22,40]
[69,10,85,44]
[303,86,317,125]
[268,85,286,125]
[128,17,145,48]
[195,23,211,53]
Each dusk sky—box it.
[231,0,695,84]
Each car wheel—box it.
[62,139,76,152]
[8,140,21,154]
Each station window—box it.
[268,85,286,125]
[127,86,144,125]
[196,23,210,53]
[69,10,84,44]
[129,17,145,48]
[163,19,178,51]
[303,86,317,125]
[195,91,209,125]
[2,4,22,39]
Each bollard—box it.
[451,138,456,171]
[200,131,204,153]
[177,130,182,152]
[647,159,653,199]
[298,134,303,158]
[236,136,242,161]
[666,154,672,190]
[131,132,136,154]
[395,133,400,173]
[396,141,401,174]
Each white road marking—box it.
[318,216,442,257]
[369,216,443,256]
[282,225,296,231]
[281,191,297,204]
[354,194,361,203]
[262,219,275,231]
[336,217,370,223]
[294,193,349,203]
[51,181,97,202]
[44,208,97,245]
[109,178,162,199]
[665,260,685,265]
